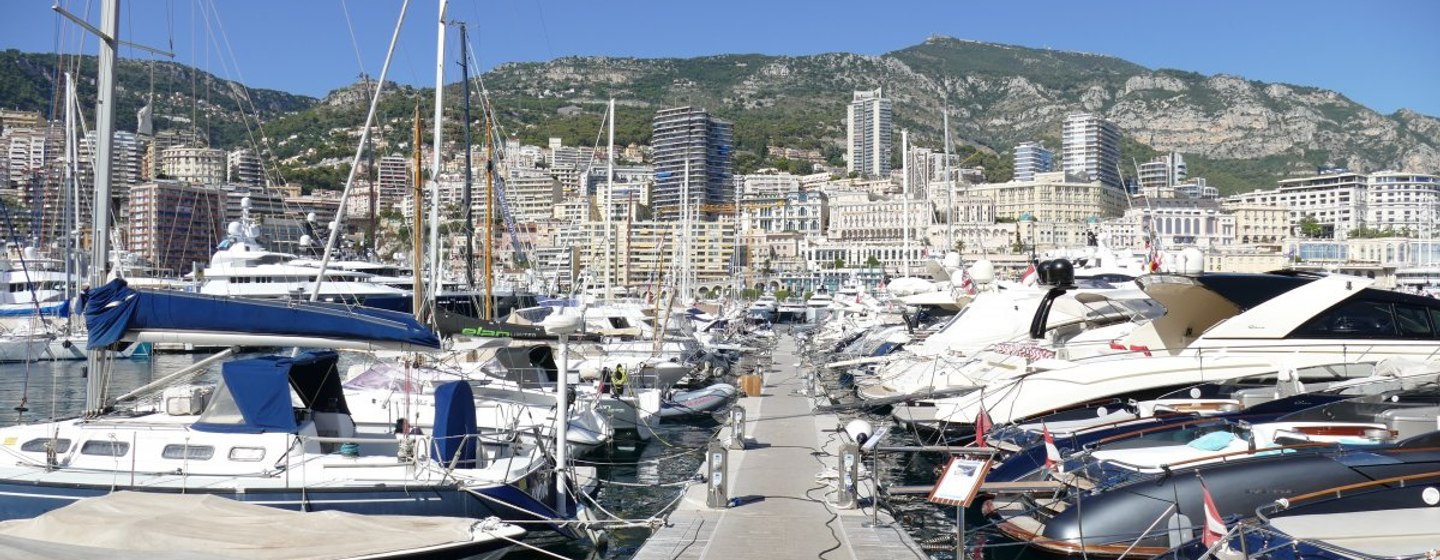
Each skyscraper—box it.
[1061,113,1122,190]
[1013,141,1054,182]
[651,106,733,221]
[846,88,892,178]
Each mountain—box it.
[4,39,1438,195]
[0,49,315,148]
[476,37,1440,193]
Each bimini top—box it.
[84,278,439,351]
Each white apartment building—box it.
[1062,113,1122,191]
[556,219,736,295]
[740,172,802,198]
[846,88,892,178]
[506,168,562,222]
[741,190,827,236]
[966,171,1128,223]
[1225,170,1368,239]
[161,146,225,185]
[826,198,933,242]
[1366,172,1440,236]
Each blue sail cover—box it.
[83,279,439,350]
[0,300,69,317]
[431,380,478,469]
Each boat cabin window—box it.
[1293,297,1440,339]
[19,438,70,453]
[607,317,630,329]
[162,444,215,461]
[229,447,266,462]
[80,440,130,457]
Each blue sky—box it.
[4,0,1438,117]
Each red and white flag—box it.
[960,270,976,296]
[974,406,993,448]
[1020,263,1037,286]
[1043,424,1062,472]
[1201,477,1226,547]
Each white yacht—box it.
[197,199,410,309]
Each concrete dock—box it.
[632,334,926,560]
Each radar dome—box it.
[970,259,995,284]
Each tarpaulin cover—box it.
[431,380,478,469]
[83,278,439,350]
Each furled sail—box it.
[84,279,440,351]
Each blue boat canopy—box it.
[193,351,342,434]
[83,279,439,350]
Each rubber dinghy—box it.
[659,383,740,419]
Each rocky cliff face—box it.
[480,36,1440,192]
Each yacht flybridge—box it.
[196,199,410,309]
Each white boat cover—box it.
[0,491,524,560]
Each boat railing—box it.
[1256,468,1440,522]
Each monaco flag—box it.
[1020,263,1037,286]
[974,406,993,448]
[1043,424,1061,472]
[1201,477,1226,547]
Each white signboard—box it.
[927,456,992,507]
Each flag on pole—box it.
[960,270,976,295]
[1200,477,1226,547]
[1043,424,1061,472]
[974,406,993,447]
[1020,263,1037,286]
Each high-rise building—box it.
[142,129,198,181]
[1013,141,1054,182]
[227,148,265,187]
[846,88,892,179]
[651,106,734,221]
[127,180,225,275]
[376,155,410,206]
[1137,152,1187,190]
[1061,113,1122,191]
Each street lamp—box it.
[542,310,583,516]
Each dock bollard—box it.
[836,438,860,509]
[726,406,747,450]
[706,440,729,508]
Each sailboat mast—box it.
[459,23,475,290]
[605,98,615,299]
[412,105,425,321]
[681,160,691,303]
[85,0,119,415]
[482,117,495,320]
[943,110,953,253]
[427,0,449,321]
[902,128,910,278]
[62,73,78,332]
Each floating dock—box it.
[633,335,926,560]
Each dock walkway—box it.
[632,334,926,560]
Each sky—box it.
[3,0,1438,117]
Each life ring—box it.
[610,365,628,387]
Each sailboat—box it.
[0,0,586,543]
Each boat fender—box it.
[61,340,73,349]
